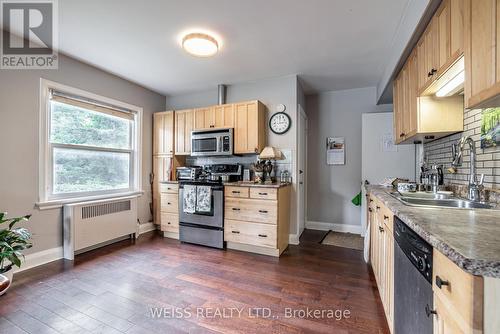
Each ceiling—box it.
[53,0,411,96]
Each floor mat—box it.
[321,230,364,251]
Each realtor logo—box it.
[1,0,58,69]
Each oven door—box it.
[179,188,223,228]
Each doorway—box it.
[297,104,308,238]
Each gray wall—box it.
[166,74,301,236]
[305,87,389,227]
[0,53,166,254]
[423,108,500,189]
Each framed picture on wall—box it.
[480,108,500,149]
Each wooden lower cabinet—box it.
[368,196,395,333]
[224,185,290,257]
[159,182,179,239]
[432,249,483,334]
[367,192,491,334]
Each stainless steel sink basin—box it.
[391,193,495,210]
[398,191,453,200]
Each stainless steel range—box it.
[177,164,244,249]
[178,180,224,249]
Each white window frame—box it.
[37,79,143,208]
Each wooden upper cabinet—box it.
[437,0,464,74]
[214,104,235,128]
[175,109,194,155]
[393,74,403,143]
[406,49,419,139]
[234,101,266,154]
[394,49,418,144]
[464,0,500,108]
[194,107,213,130]
[418,18,440,93]
[437,0,452,71]
[450,0,464,58]
[153,111,174,155]
[194,104,235,129]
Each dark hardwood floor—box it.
[0,230,389,334]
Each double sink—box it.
[390,191,495,210]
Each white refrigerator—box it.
[361,112,415,261]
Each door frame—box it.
[296,104,308,238]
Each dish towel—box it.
[196,186,212,213]
[183,185,197,214]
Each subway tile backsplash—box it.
[423,108,499,190]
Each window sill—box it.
[36,190,145,210]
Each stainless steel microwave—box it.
[191,128,233,157]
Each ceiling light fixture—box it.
[182,33,219,57]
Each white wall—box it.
[0,53,166,254]
[166,75,302,237]
[305,87,391,229]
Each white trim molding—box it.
[138,222,157,236]
[289,233,300,245]
[14,247,64,273]
[306,221,362,235]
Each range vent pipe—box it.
[217,84,226,105]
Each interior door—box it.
[297,105,307,237]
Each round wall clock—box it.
[269,112,291,135]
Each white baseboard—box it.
[138,222,157,235]
[306,221,362,235]
[15,247,64,273]
[289,234,300,245]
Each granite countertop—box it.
[367,185,500,278]
[224,181,291,188]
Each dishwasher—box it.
[393,216,434,334]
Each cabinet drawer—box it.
[225,220,277,248]
[249,188,277,200]
[225,198,277,224]
[161,193,178,213]
[225,186,249,198]
[161,213,179,233]
[432,250,483,333]
[160,183,178,194]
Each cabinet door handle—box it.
[425,304,437,317]
[167,202,171,205]
[232,191,240,194]
[378,226,384,232]
[376,206,380,210]
[231,230,240,234]
[368,208,373,212]
[435,276,449,289]
[167,222,171,225]
[258,234,267,238]
[400,133,405,138]
[369,199,373,203]
[383,215,389,220]
[258,210,268,213]
[258,192,268,196]
[232,208,240,211]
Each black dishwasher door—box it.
[393,217,433,334]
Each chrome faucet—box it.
[452,136,484,202]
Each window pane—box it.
[50,101,131,149]
[53,148,130,194]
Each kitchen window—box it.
[38,79,143,206]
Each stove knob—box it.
[418,258,426,271]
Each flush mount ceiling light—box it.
[182,33,219,57]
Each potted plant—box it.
[0,212,32,296]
